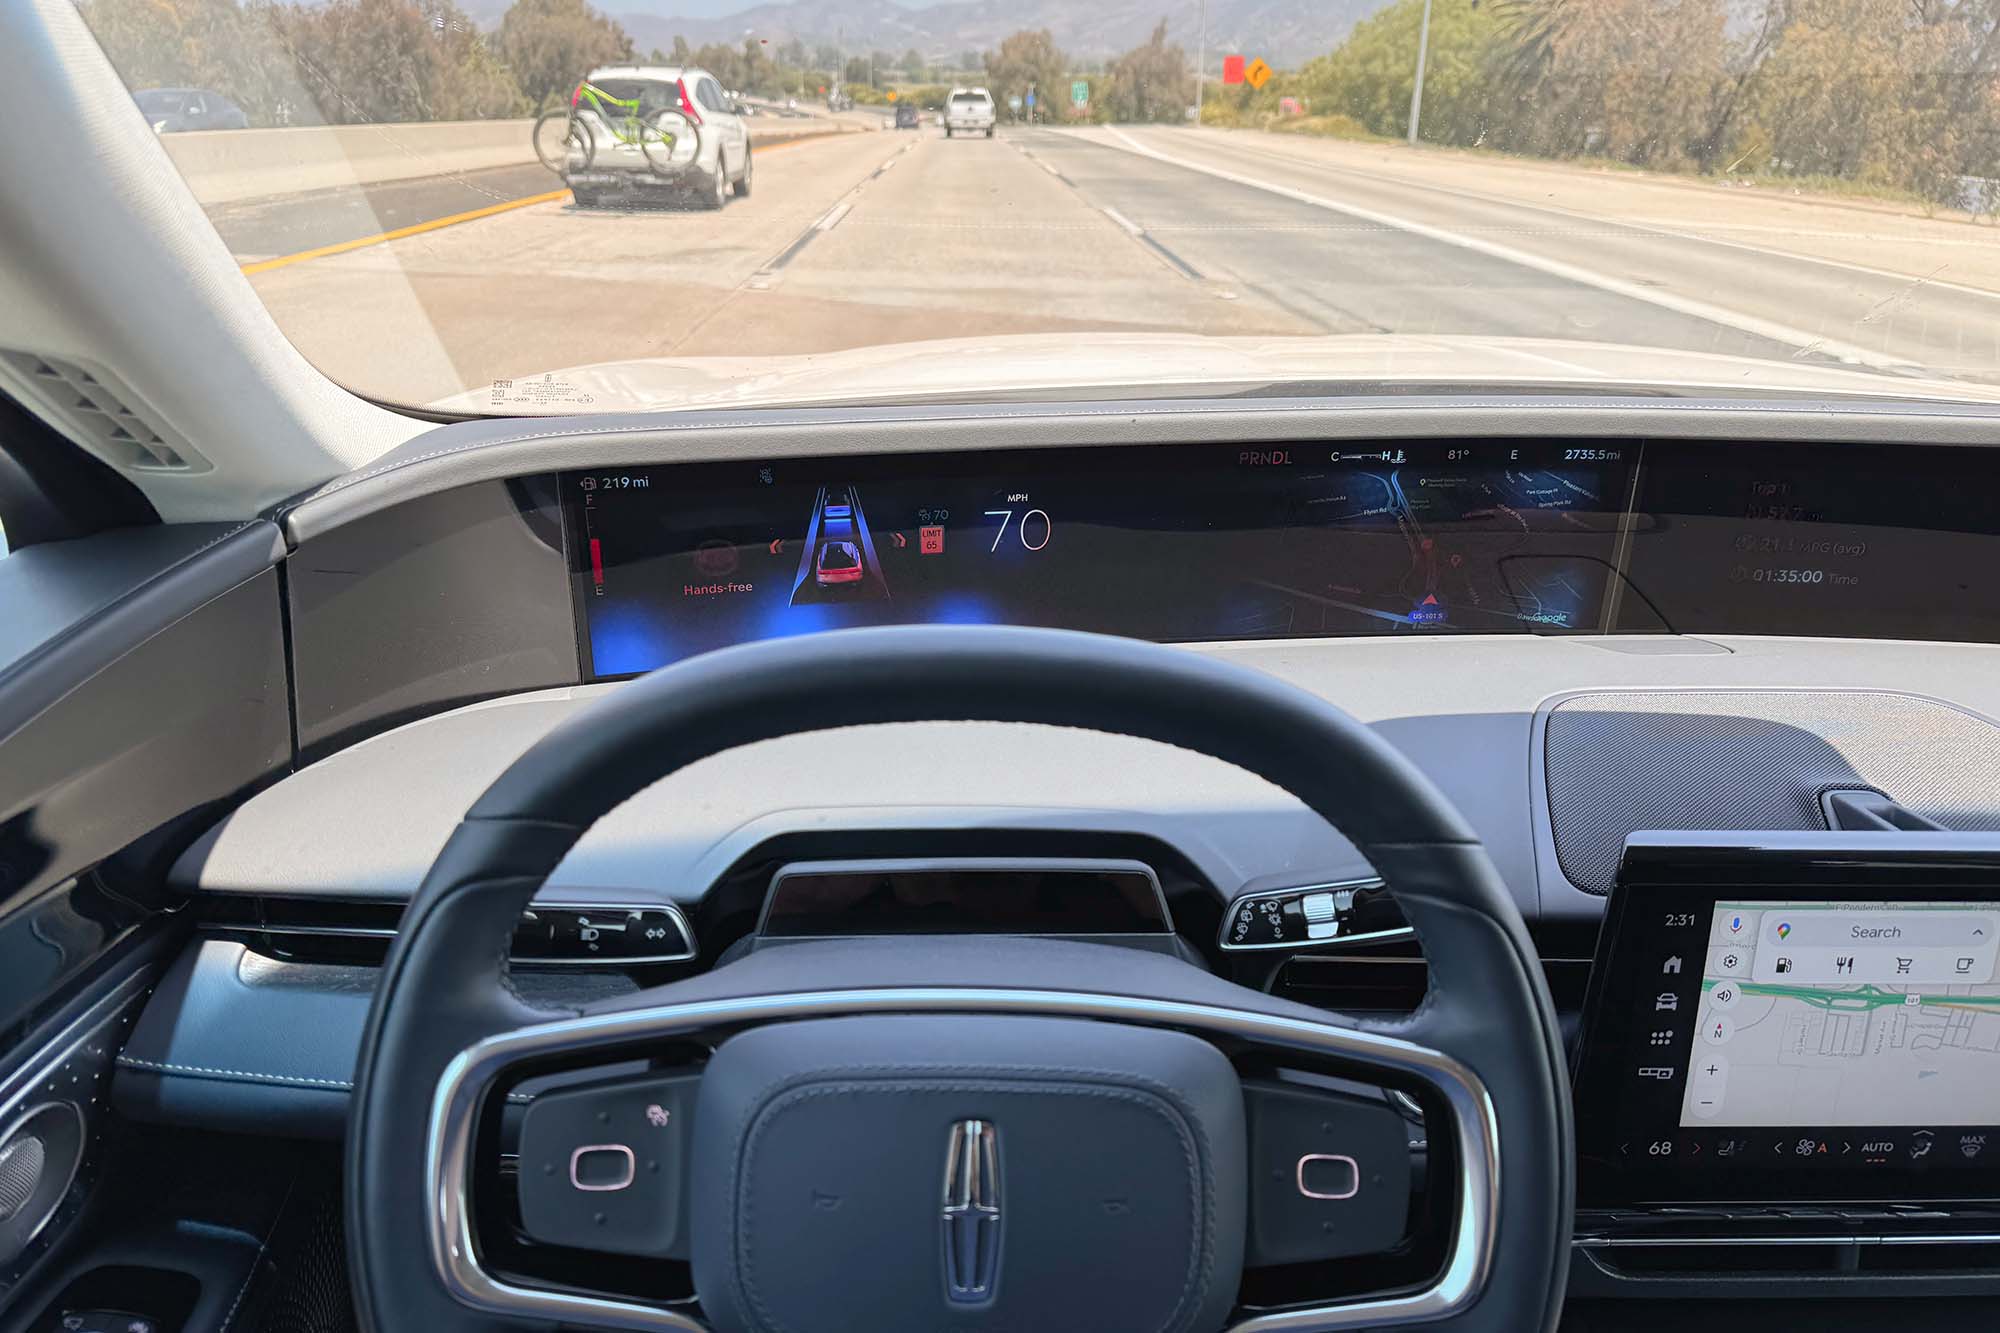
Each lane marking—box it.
[1138,233,1204,281]
[1215,133,2000,307]
[240,133,852,274]
[745,140,913,288]
[1016,131,1204,280]
[1216,135,2000,312]
[1097,125,1918,370]
[1097,204,1204,280]
[239,187,569,275]
[1100,206,1143,236]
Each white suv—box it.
[565,65,751,209]
[944,87,997,138]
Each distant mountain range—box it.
[461,0,1389,69]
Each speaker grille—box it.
[0,1135,44,1222]
[0,1101,83,1267]
[1544,691,2000,894]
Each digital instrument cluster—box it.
[558,439,2000,678]
[563,441,1630,676]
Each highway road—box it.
[222,122,2000,408]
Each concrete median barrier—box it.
[163,117,854,206]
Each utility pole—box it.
[1193,0,1208,120]
[1406,0,1433,145]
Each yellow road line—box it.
[238,132,849,276]
[240,187,571,275]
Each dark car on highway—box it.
[895,103,920,129]
[133,87,248,132]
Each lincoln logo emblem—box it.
[941,1119,1000,1303]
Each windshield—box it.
[76,0,2000,414]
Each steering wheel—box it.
[347,625,1571,1333]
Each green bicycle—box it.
[533,79,693,177]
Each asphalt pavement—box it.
[223,122,2000,407]
[212,162,558,263]
[1084,126,2000,378]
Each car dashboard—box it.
[16,411,2000,1328]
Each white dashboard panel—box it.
[174,634,2000,922]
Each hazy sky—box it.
[612,0,960,14]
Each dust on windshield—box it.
[78,0,2000,413]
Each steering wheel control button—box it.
[1295,1153,1361,1200]
[1243,1079,1413,1266]
[517,1072,699,1258]
[569,1144,636,1192]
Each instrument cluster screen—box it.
[757,861,1172,939]
[562,442,1632,677]
[1616,441,2000,640]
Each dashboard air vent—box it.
[1274,951,1430,1015]
[1275,953,1590,1019]
[0,350,209,473]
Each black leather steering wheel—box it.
[347,625,1571,1332]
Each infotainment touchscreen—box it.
[1678,901,1999,1129]
[1574,835,2000,1205]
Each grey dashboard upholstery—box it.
[0,519,282,740]
[175,633,2000,927]
[1544,690,2000,893]
[0,521,289,913]
[113,939,636,1138]
[116,940,371,1139]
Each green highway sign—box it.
[1072,80,1089,106]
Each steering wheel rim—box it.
[347,625,1572,1332]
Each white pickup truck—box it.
[943,87,996,138]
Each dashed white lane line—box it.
[747,143,915,287]
[1097,124,1918,371]
[1100,206,1143,237]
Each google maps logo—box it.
[1777,921,1792,939]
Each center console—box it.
[1571,833,2000,1289]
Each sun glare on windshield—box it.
[77,0,2000,413]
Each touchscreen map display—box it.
[1575,845,2000,1205]
[1682,902,2000,1129]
